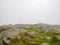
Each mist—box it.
[0,0,60,25]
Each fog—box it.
[0,0,60,25]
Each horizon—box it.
[0,23,60,26]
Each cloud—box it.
[0,0,60,25]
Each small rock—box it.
[42,43,50,45]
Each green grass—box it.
[10,31,60,45]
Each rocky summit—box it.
[0,23,60,45]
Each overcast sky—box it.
[0,0,60,25]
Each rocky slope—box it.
[0,23,60,45]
